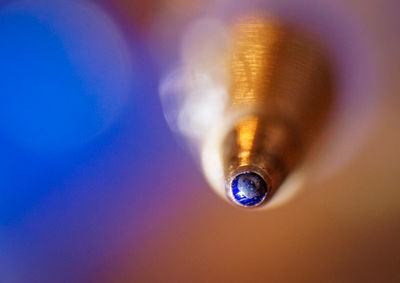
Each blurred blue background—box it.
[0,1,202,281]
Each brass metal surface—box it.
[223,15,334,205]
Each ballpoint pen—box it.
[161,13,334,208]
[211,15,333,207]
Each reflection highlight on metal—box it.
[236,116,258,166]
[230,171,268,207]
[160,14,334,208]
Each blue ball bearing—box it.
[231,172,268,207]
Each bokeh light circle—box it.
[0,0,134,152]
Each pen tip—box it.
[230,172,268,207]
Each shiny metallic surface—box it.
[230,171,268,207]
[223,15,334,207]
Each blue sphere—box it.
[231,172,268,207]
